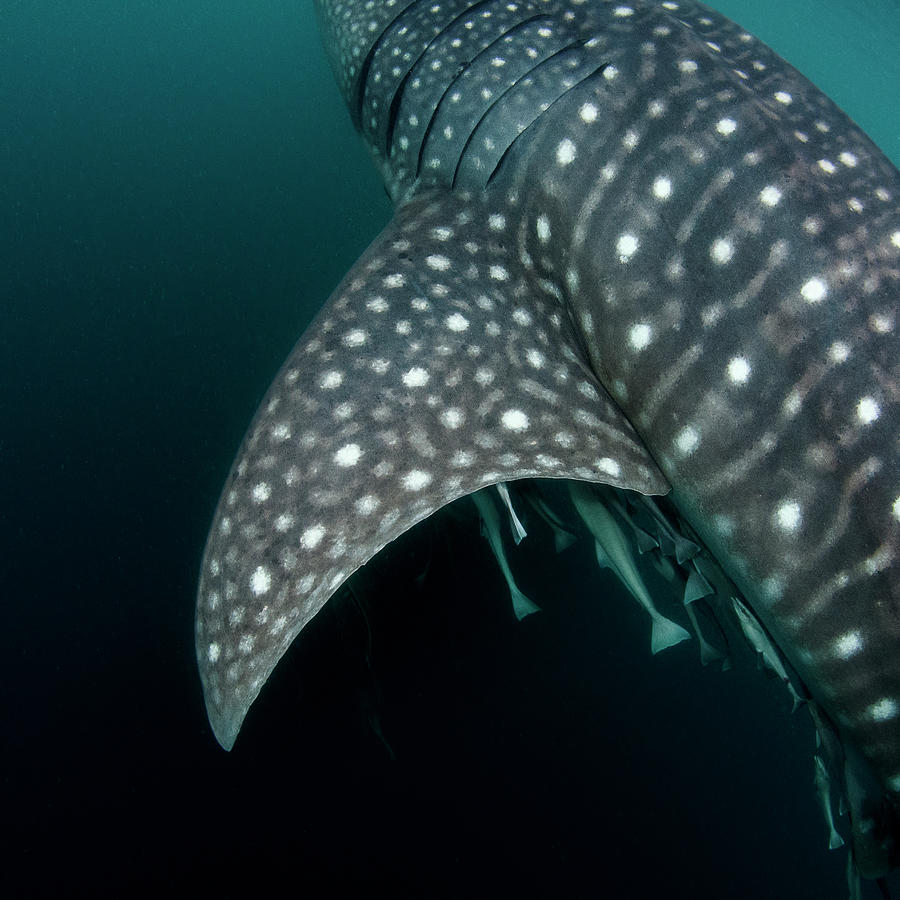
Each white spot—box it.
[403,470,432,491]
[727,356,751,384]
[803,217,822,235]
[829,341,850,363]
[445,313,469,332]
[818,158,837,175]
[384,273,405,288]
[617,233,639,261]
[840,151,858,168]
[275,513,295,532]
[710,238,734,264]
[870,313,894,334]
[238,635,254,655]
[451,450,475,468]
[343,329,368,348]
[628,322,652,350]
[488,213,505,230]
[536,214,551,243]
[250,566,272,596]
[783,391,802,417]
[774,91,792,105]
[440,408,465,429]
[526,348,545,368]
[271,423,290,442]
[678,59,698,73]
[320,370,343,390]
[716,117,737,136]
[833,631,863,659]
[501,409,530,432]
[759,185,782,207]
[489,264,509,281]
[252,482,271,503]
[675,426,700,456]
[579,102,598,123]
[367,297,389,313]
[892,231,900,249]
[300,525,326,550]
[613,5,634,16]
[868,698,899,722]
[556,138,577,166]
[207,642,221,663]
[801,277,828,303]
[403,367,430,388]
[775,501,802,532]
[335,443,363,467]
[355,495,380,516]
[596,458,621,478]
[512,308,532,327]
[857,396,880,425]
[652,176,672,200]
[426,254,452,271]
[893,496,900,522]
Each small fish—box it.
[570,481,691,654]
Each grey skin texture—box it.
[196,0,899,881]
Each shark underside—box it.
[195,1,900,890]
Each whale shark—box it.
[195,0,900,888]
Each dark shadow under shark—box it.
[195,2,900,892]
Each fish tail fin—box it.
[650,615,691,654]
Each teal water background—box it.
[2,2,898,896]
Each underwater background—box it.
[2,1,898,896]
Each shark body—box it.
[196,0,900,882]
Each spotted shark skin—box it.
[196,0,900,878]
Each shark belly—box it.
[197,0,900,884]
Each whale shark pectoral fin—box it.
[195,191,668,750]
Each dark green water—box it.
[2,2,898,896]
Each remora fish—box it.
[195,0,900,884]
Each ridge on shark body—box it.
[195,0,900,888]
